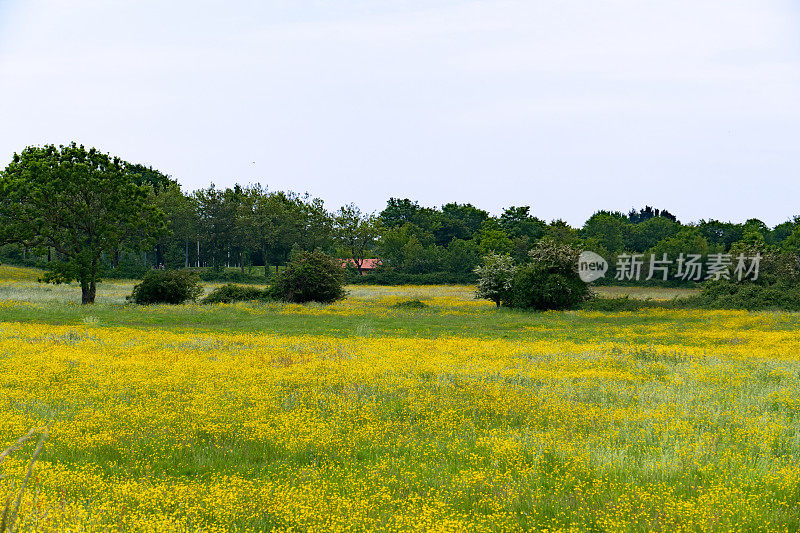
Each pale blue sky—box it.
[1,1,798,226]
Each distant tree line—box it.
[3,143,800,302]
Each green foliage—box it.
[510,264,590,310]
[627,206,678,224]
[102,252,149,279]
[268,250,346,303]
[692,280,800,311]
[582,211,631,254]
[347,270,476,285]
[728,235,800,286]
[391,299,429,309]
[477,221,514,255]
[509,240,590,310]
[476,241,591,310]
[441,239,481,274]
[696,220,744,251]
[474,253,516,307]
[333,204,378,274]
[7,143,800,294]
[0,143,165,303]
[378,223,440,274]
[436,203,489,244]
[642,228,718,280]
[781,225,800,254]
[499,206,546,240]
[627,216,680,253]
[545,219,580,245]
[202,283,272,304]
[128,270,203,305]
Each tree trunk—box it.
[81,281,96,304]
[185,237,189,268]
[264,248,270,279]
[82,260,98,305]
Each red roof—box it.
[340,258,382,270]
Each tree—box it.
[696,220,744,251]
[474,253,516,307]
[248,189,308,275]
[0,143,164,304]
[627,216,680,253]
[628,206,678,224]
[269,250,346,303]
[770,216,800,246]
[510,239,590,310]
[297,195,334,253]
[646,228,717,279]
[499,206,547,240]
[154,181,197,269]
[193,185,235,269]
[334,204,378,274]
[435,203,489,245]
[443,238,481,274]
[477,220,514,255]
[245,186,284,278]
[582,211,631,254]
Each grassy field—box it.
[1,266,799,531]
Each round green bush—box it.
[391,299,429,309]
[510,263,590,310]
[128,269,203,305]
[268,250,346,303]
[202,283,272,304]
[506,239,590,310]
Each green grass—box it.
[2,264,800,530]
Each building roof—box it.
[340,258,382,269]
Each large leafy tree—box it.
[334,203,378,274]
[581,211,632,254]
[499,206,547,241]
[193,184,239,269]
[0,143,164,304]
[155,181,198,268]
[244,188,301,278]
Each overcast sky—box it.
[1,0,798,226]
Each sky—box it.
[0,0,799,226]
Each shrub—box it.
[194,269,270,285]
[347,270,476,285]
[128,269,203,305]
[474,253,516,307]
[202,283,272,304]
[268,250,346,303]
[508,239,590,310]
[392,299,429,309]
[510,263,590,310]
[690,280,800,311]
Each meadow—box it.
[0,265,799,531]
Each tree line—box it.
[2,143,800,302]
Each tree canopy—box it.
[0,143,164,303]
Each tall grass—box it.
[0,424,51,533]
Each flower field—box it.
[1,268,799,531]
